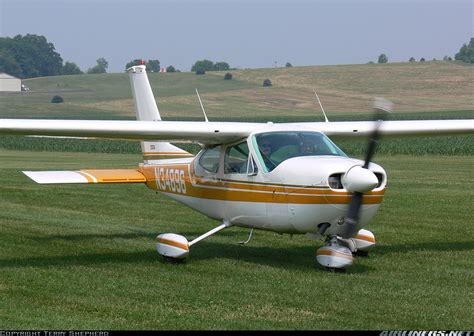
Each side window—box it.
[199,146,221,173]
[224,141,249,174]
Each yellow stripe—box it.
[80,169,146,183]
[355,234,375,243]
[139,165,386,205]
[156,237,189,251]
[316,249,353,260]
[76,171,95,183]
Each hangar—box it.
[0,73,21,92]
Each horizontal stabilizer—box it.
[23,169,146,184]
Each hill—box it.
[0,61,472,121]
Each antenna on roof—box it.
[195,88,209,122]
[314,91,329,123]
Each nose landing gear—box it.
[316,229,376,272]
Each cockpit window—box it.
[254,131,347,172]
[224,141,249,174]
[199,145,222,173]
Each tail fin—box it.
[127,65,193,163]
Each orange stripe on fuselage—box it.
[139,164,385,205]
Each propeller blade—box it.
[340,98,392,239]
[341,192,363,238]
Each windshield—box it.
[253,131,347,172]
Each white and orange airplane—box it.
[1,65,473,271]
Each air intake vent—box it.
[374,173,384,188]
[328,174,343,189]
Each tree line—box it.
[0,34,110,78]
[1,33,472,79]
[374,37,473,64]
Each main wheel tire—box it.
[163,256,186,264]
[326,267,346,273]
[353,250,369,257]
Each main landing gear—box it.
[155,221,232,261]
[316,229,376,272]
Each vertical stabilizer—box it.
[127,65,192,163]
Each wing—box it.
[301,120,474,137]
[23,169,146,184]
[0,119,262,145]
[1,119,473,145]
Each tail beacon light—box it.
[156,233,190,259]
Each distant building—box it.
[0,73,21,92]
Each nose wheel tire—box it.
[326,267,347,273]
[353,250,369,257]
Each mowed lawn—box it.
[0,150,472,330]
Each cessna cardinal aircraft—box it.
[1,65,473,271]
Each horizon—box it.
[1,0,472,73]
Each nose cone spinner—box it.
[342,165,378,193]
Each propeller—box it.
[340,98,392,239]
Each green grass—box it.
[0,150,472,329]
[0,61,472,329]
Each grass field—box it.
[0,150,472,329]
[0,62,473,330]
[1,61,473,120]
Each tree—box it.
[51,95,64,103]
[166,65,176,73]
[125,59,143,70]
[62,62,83,75]
[285,62,292,67]
[224,72,232,80]
[125,59,160,72]
[0,50,22,77]
[87,57,108,74]
[147,59,160,72]
[0,34,63,78]
[420,57,425,62]
[378,54,388,63]
[454,38,474,63]
[409,57,416,62]
[263,79,272,87]
[191,59,232,72]
[214,61,230,71]
[191,59,215,72]
[443,56,452,61]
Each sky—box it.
[0,0,472,72]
